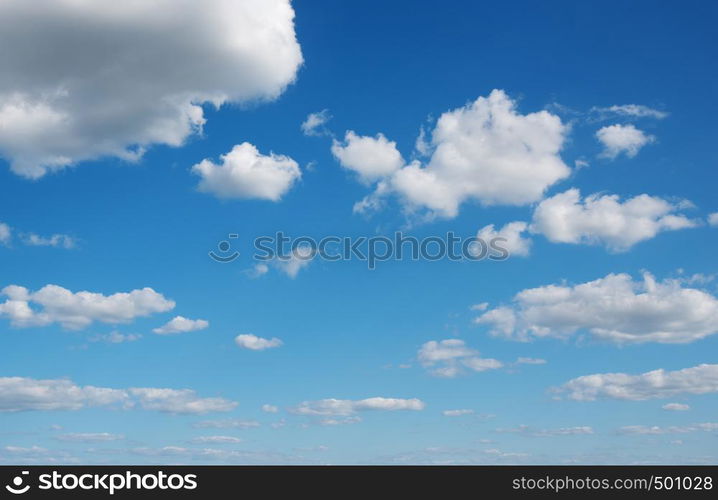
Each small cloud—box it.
[662,403,690,412]
[189,435,242,444]
[55,432,124,442]
[301,109,332,137]
[23,233,77,249]
[515,357,547,365]
[235,334,283,351]
[0,222,11,246]
[261,404,279,414]
[442,409,475,417]
[153,316,209,335]
[89,331,142,344]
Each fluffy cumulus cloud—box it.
[192,143,301,201]
[477,222,532,257]
[331,131,404,184]
[235,334,283,351]
[348,90,570,218]
[530,189,697,252]
[418,339,503,378]
[0,0,302,178]
[554,364,718,401]
[153,316,209,335]
[0,284,174,330]
[708,213,718,227]
[301,109,332,137]
[0,376,237,414]
[476,272,718,344]
[596,124,654,159]
[290,397,425,416]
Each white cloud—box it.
[0,284,175,329]
[418,339,503,378]
[348,90,570,218]
[618,423,718,435]
[708,213,718,227]
[317,416,362,426]
[516,357,547,365]
[190,436,242,444]
[290,397,425,416]
[662,403,690,411]
[591,104,668,120]
[127,388,237,414]
[153,316,209,335]
[193,419,260,429]
[554,364,718,401]
[272,243,315,278]
[0,222,11,246]
[497,425,594,437]
[0,377,234,414]
[55,433,124,443]
[235,334,283,351]
[192,142,301,201]
[0,0,302,178]
[477,221,532,257]
[596,124,654,159]
[0,377,129,412]
[301,109,332,136]
[89,331,142,344]
[530,189,697,252]
[443,409,475,417]
[23,233,76,249]
[261,404,279,413]
[476,272,718,344]
[332,131,404,184]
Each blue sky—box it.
[0,0,717,464]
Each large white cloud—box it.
[418,339,503,378]
[348,90,571,218]
[0,0,302,178]
[0,376,236,413]
[530,189,697,252]
[0,284,175,329]
[596,124,654,159]
[192,143,301,201]
[290,397,425,416]
[554,364,718,401]
[475,272,718,343]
